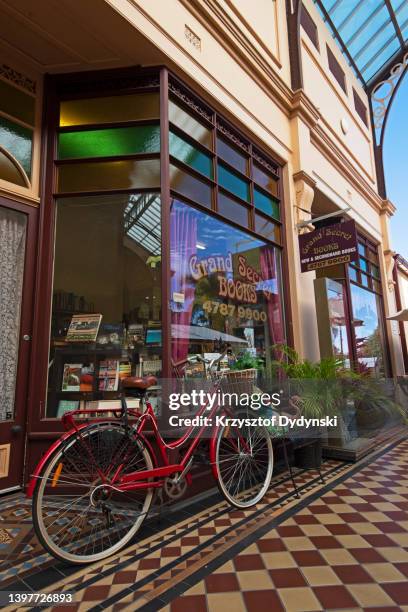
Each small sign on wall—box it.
[299,220,358,272]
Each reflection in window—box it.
[169,131,213,178]
[59,93,160,126]
[216,136,247,174]
[47,193,162,417]
[169,100,212,149]
[58,159,160,193]
[218,192,249,227]
[170,164,212,207]
[350,284,386,376]
[217,162,250,202]
[170,199,285,369]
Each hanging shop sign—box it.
[298,219,358,272]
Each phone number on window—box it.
[202,300,267,322]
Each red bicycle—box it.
[28,351,273,564]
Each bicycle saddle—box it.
[122,375,157,389]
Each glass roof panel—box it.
[314,0,408,87]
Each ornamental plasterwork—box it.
[293,171,316,234]
[384,249,396,292]
[371,52,408,146]
[0,64,36,94]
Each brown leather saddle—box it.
[122,375,157,391]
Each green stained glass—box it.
[254,188,280,220]
[58,125,160,159]
[169,131,213,178]
[217,162,249,202]
[0,115,32,177]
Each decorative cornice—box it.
[292,170,316,189]
[290,89,321,128]
[380,198,397,217]
[0,63,36,94]
[178,0,293,115]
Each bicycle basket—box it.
[214,368,258,395]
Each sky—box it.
[383,74,408,259]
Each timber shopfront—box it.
[25,67,289,477]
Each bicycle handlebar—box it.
[187,345,230,370]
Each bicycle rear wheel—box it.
[33,421,154,564]
[215,411,273,508]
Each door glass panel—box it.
[0,207,26,421]
[47,193,162,417]
[327,280,350,367]
[350,283,386,375]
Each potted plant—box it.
[269,345,406,468]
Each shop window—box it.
[348,266,358,282]
[359,257,368,273]
[301,4,319,50]
[168,100,212,149]
[58,125,160,159]
[327,45,347,94]
[358,242,366,257]
[170,164,212,208]
[253,163,279,197]
[254,188,280,220]
[350,283,386,375]
[169,131,213,178]
[47,192,162,417]
[218,191,249,227]
[217,162,250,202]
[58,159,160,193]
[255,213,281,243]
[216,136,248,174]
[371,264,380,279]
[170,199,285,366]
[59,93,160,127]
[0,148,29,187]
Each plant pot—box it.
[294,438,322,469]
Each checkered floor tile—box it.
[1,432,407,611]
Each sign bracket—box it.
[296,207,351,229]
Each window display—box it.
[46,193,162,417]
[170,199,285,367]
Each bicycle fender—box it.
[26,423,159,498]
[26,423,89,498]
[209,423,221,480]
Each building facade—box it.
[0,0,406,492]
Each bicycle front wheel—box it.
[215,411,273,508]
[33,421,154,564]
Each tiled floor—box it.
[1,433,408,611]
